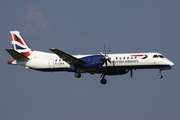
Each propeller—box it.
[130,69,133,78]
[100,46,111,68]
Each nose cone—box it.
[169,61,174,67]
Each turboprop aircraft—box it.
[6,31,174,84]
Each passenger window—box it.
[127,57,129,59]
[123,57,125,59]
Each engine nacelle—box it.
[77,55,104,69]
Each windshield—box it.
[153,54,165,58]
[159,55,165,58]
[153,55,159,58]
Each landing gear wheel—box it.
[100,79,107,85]
[158,75,163,79]
[75,72,81,78]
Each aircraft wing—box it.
[6,49,29,60]
[49,48,85,65]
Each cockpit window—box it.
[153,54,165,58]
[153,55,159,58]
[159,55,165,58]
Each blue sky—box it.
[1,1,180,120]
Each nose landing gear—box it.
[158,75,163,79]
[158,70,163,79]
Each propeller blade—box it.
[105,61,107,68]
[100,52,103,56]
[107,59,111,63]
[104,45,106,56]
[130,69,133,78]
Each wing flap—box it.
[6,48,29,60]
[49,48,85,65]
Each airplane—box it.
[6,31,174,84]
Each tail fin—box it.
[10,31,33,57]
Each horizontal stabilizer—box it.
[6,48,29,60]
[49,48,85,65]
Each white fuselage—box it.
[11,51,174,72]
[7,31,174,84]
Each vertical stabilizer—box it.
[10,31,33,57]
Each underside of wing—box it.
[6,48,29,61]
[49,48,85,65]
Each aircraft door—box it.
[49,58,54,68]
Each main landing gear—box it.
[74,72,81,78]
[100,74,107,85]
[158,70,163,79]
[74,72,107,85]
[74,68,81,78]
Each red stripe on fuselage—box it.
[131,54,144,57]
